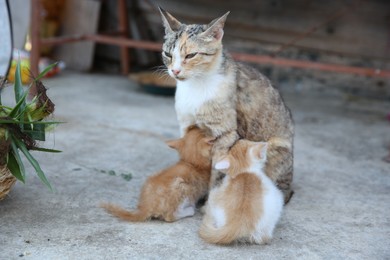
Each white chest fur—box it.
[175,74,225,117]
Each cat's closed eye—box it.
[164,51,172,58]
[185,52,198,59]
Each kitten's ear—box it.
[159,7,182,33]
[185,125,197,133]
[255,142,268,160]
[200,11,230,41]
[166,138,183,150]
[215,158,230,170]
[203,137,216,145]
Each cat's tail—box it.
[100,203,149,222]
[198,218,242,245]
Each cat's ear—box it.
[166,138,183,150]
[200,11,230,41]
[203,137,216,145]
[214,158,230,170]
[159,7,182,33]
[255,142,268,160]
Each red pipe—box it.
[39,35,390,78]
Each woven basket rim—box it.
[0,166,16,201]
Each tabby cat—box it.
[159,8,294,203]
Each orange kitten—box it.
[199,140,283,245]
[101,126,214,222]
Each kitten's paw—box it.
[251,231,272,245]
[175,206,195,219]
[175,198,196,219]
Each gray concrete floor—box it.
[1,71,389,259]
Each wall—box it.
[94,0,390,98]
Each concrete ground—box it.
[1,71,389,259]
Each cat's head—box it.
[214,140,268,178]
[159,8,229,81]
[166,126,215,167]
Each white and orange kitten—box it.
[199,140,283,245]
[101,126,214,222]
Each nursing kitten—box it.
[101,126,214,222]
[199,139,283,245]
[159,9,294,203]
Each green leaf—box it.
[23,123,46,141]
[8,89,29,118]
[0,105,14,111]
[0,120,63,125]
[0,78,3,106]
[12,136,52,191]
[14,60,26,109]
[27,105,45,121]
[0,119,19,124]
[34,62,58,82]
[30,147,62,153]
[7,151,25,183]
[23,130,45,141]
[26,112,34,130]
[27,121,64,125]
[8,141,26,182]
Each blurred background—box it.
[5,0,390,99]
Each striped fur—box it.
[159,9,294,203]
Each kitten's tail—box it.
[198,219,242,245]
[100,203,149,222]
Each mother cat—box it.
[159,9,294,203]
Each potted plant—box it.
[0,62,60,200]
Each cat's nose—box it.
[172,69,181,76]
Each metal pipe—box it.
[39,35,390,78]
[231,52,390,78]
[30,0,41,96]
[118,0,130,75]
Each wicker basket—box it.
[0,166,16,200]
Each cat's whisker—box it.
[152,70,166,77]
[152,68,173,83]
[152,69,167,75]
[150,64,166,70]
[152,65,167,70]
[162,73,172,80]
[152,66,169,77]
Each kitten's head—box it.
[214,140,268,178]
[166,125,214,168]
[159,8,229,81]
